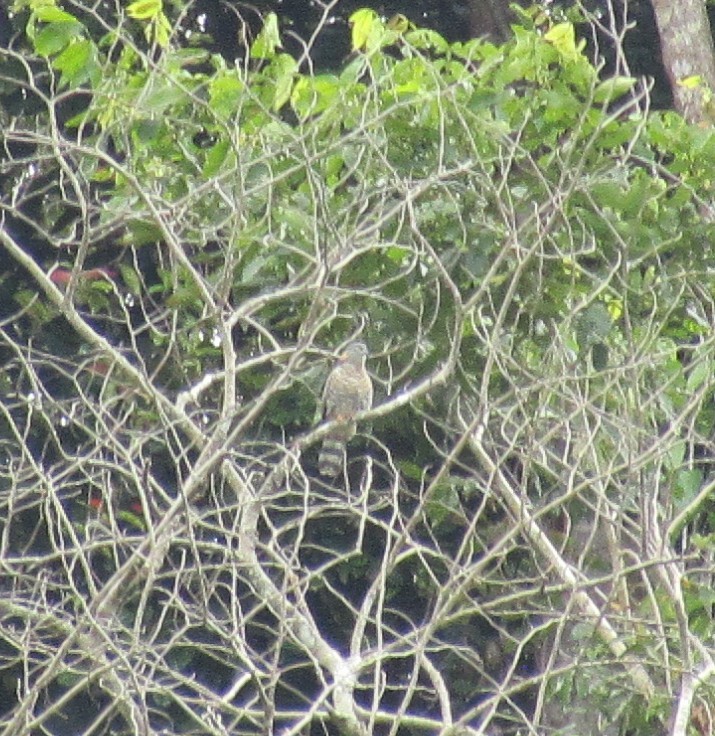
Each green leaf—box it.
[251,13,280,60]
[34,20,82,55]
[270,54,298,111]
[152,12,172,47]
[686,359,711,393]
[202,139,232,178]
[126,0,162,21]
[324,153,344,183]
[665,440,685,472]
[404,29,449,52]
[397,461,424,481]
[593,76,637,104]
[119,264,141,295]
[675,468,703,506]
[426,483,461,526]
[34,6,78,22]
[291,74,339,119]
[56,671,83,687]
[543,22,584,63]
[350,8,380,52]
[127,219,163,246]
[678,75,703,90]
[386,13,410,33]
[209,73,244,119]
[141,77,187,114]
[118,509,146,530]
[53,39,100,88]
[571,622,596,641]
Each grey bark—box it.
[651,0,715,123]
[466,0,515,42]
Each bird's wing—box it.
[322,364,345,421]
[322,364,372,421]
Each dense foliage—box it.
[2,2,715,734]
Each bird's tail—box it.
[319,421,356,478]
[318,438,345,477]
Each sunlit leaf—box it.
[350,8,379,52]
[34,6,77,22]
[127,0,161,21]
[251,13,281,59]
[152,12,172,47]
[678,75,703,89]
[543,22,584,62]
[604,296,622,321]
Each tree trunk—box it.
[466,0,514,42]
[650,0,715,123]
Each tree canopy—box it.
[2,2,715,735]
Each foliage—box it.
[2,3,715,735]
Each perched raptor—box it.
[318,342,373,477]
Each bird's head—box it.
[339,341,368,366]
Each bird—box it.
[318,341,373,478]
